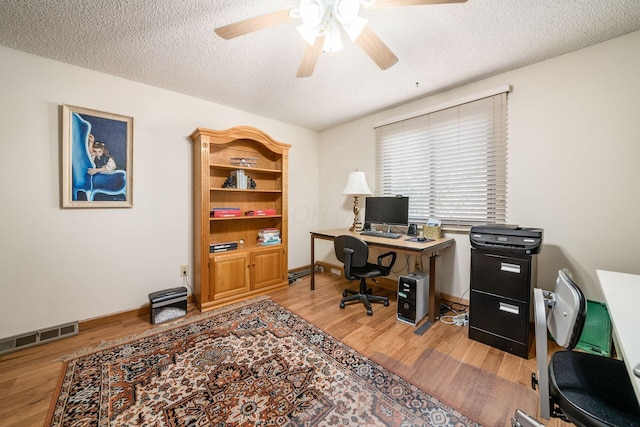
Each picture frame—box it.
[61,104,133,208]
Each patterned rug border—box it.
[57,295,271,361]
[48,296,482,426]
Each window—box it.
[375,90,508,227]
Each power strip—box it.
[453,313,468,326]
[440,313,468,326]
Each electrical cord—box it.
[439,296,469,326]
[182,275,194,297]
[181,276,199,313]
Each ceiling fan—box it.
[214,0,467,78]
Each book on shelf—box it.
[210,241,238,253]
[230,170,255,190]
[258,237,281,246]
[257,228,280,245]
[245,209,277,216]
[211,207,242,218]
[258,228,280,237]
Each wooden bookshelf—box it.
[190,126,290,311]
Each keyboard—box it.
[360,230,402,239]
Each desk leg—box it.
[310,233,316,291]
[428,253,440,323]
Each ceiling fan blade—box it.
[214,8,293,39]
[355,26,399,70]
[296,36,324,78]
[370,0,467,8]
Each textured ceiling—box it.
[1,0,639,131]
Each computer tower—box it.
[397,273,429,325]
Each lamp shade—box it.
[342,171,372,195]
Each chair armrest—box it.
[342,247,356,280]
[377,251,397,273]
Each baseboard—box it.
[79,294,195,331]
[314,261,469,303]
[315,261,343,278]
[290,264,312,273]
[78,274,468,332]
[441,293,470,307]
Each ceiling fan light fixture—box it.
[297,23,320,45]
[335,0,361,24]
[299,0,325,27]
[322,21,344,52]
[342,16,367,41]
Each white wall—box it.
[2,30,639,339]
[0,46,320,338]
[317,30,640,302]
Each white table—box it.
[596,269,640,403]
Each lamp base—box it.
[349,195,364,232]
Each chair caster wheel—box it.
[340,302,345,309]
[367,310,373,316]
[384,301,389,307]
[343,290,348,297]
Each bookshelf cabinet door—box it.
[251,247,284,289]
[210,252,251,300]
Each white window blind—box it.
[375,92,508,227]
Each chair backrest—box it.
[334,235,369,268]
[533,268,588,420]
[71,112,94,196]
[548,268,587,349]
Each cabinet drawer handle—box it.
[500,262,521,274]
[499,302,519,315]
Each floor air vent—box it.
[288,265,323,284]
[0,321,79,355]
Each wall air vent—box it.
[0,321,79,355]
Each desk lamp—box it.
[342,170,372,232]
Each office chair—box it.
[334,235,396,316]
[512,269,640,427]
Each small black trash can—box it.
[148,287,188,324]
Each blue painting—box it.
[63,105,133,207]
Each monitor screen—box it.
[364,196,409,226]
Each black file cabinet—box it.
[468,248,537,358]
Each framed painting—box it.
[61,104,133,208]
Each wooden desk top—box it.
[597,269,640,403]
[311,228,454,254]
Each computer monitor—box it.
[364,196,409,231]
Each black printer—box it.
[469,224,543,255]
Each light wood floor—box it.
[0,273,568,427]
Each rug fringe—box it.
[57,295,271,361]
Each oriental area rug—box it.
[46,298,480,426]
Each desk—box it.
[310,228,454,324]
[596,269,640,403]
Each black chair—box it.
[512,269,640,427]
[334,235,396,316]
